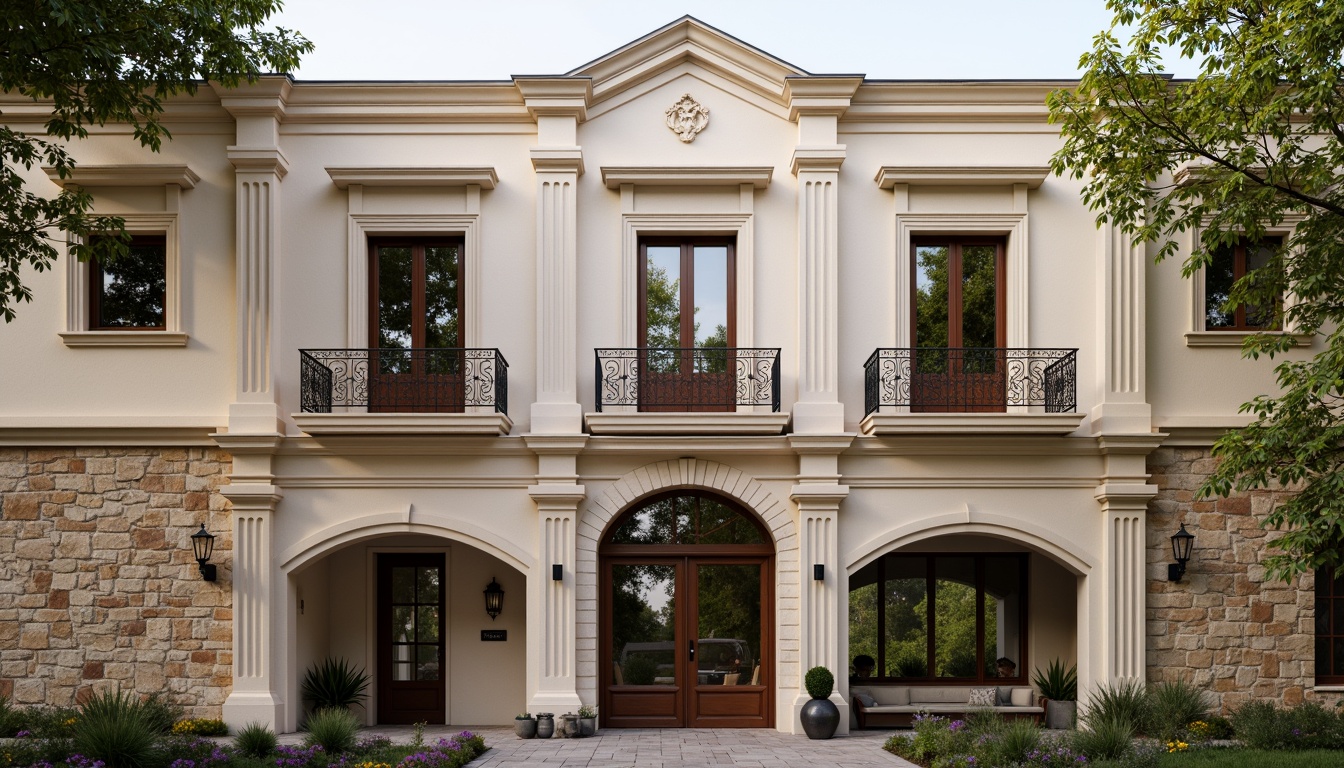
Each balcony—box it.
[293,348,511,436]
[588,348,788,435]
[861,348,1084,436]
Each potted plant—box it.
[514,711,536,739]
[1032,658,1078,729]
[577,704,597,737]
[800,666,840,739]
[535,712,555,738]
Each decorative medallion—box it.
[665,94,710,143]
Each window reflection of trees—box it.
[609,494,765,546]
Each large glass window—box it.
[89,235,167,330]
[1316,565,1344,684]
[1205,239,1281,331]
[849,553,1027,683]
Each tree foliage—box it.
[1050,0,1344,582]
[0,0,311,321]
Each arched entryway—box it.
[599,490,774,728]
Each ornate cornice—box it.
[44,164,200,189]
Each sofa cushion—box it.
[854,692,878,708]
[867,687,910,706]
[996,686,1014,706]
[911,687,970,704]
[968,687,997,707]
[1009,688,1035,706]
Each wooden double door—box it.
[600,555,773,728]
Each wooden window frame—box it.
[910,236,1007,349]
[367,237,466,350]
[850,552,1030,686]
[88,235,168,331]
[1204,239,1282,332]
[1317,565,1344,685]
[638,237,737,350]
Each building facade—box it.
[1,18,1339,733]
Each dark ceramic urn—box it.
[800,697,840,739]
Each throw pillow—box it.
[996,686,1014,706]
[968,687,997,707]
[854,693,878,708]
[1009,687,1034,707]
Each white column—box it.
[789,435,853,733]
[516,77,590,435]
[786,77,861,434]
[1092,220,1152,434]
[527,488,586,710]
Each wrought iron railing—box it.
[863,348,1077,416]
[300,348,508,413]
[594,348,781,412]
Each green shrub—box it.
[1071,715,1136,762]
[303,707,361,754]
[171,717,228,737]
[1032,658,1078,702]
[0,696,22,738]
[1083,678,1150,734]
[803,666,834,699]
[1147,679,1209,741]
[23,705,81,739]
[302,657,371,712]
[140,693,184,734]
[992,717,1042,764]
[73,690,162,768]
[1187,715,1234,740]
[1234,701,1344,750]
[233,722,279,758]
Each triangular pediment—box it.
[567,16,808,109]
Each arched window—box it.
[604,491,768,549]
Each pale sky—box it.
[268,0,1202,82]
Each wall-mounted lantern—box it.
[813,564,824,581]
[552,563,563,581]
[484,577,505,620]
[190,524,217,582]
[1168,524,1195,582]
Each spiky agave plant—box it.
[301,657,371,712]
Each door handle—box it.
[688,641,695,662]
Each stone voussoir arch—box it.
[575,457,799,703]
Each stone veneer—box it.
[0,448,232,717]
[1146,446,1341,714]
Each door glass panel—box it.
[984,556,1021,678]
[692,246,729,350]
[960,245,998,350]
[392,567,415,603]
[416,606,439,642]
[417,566,440,602]
[692,497,765,545]
[915,245,951,350]
[644,246,682,351]
[392,661,414,681]
[416,645,440,681]
[934,556,978,678]
[392,605,414,642]
[884,555,928,678]
[612,564,676,685]
[423,245,460,355]
[377,246,414,351]
[696,564,760,686]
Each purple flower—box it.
[15,730,30,738]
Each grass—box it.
[1159,748,1344,767]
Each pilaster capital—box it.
[210,76,293,120]
[790,146,846,176]
[226,147,290,178]
[788,435,856,454]
[1094,482,1158,512]
[530,148,584,175]
[1096,433,1168,456]
[513,77,592,121]
[790,484,850,509]
[523,435,589,454]
[528,483,587,508]
[784,76,863,121]
[220,483,284,512]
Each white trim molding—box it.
[876,166,1050,189]
[44,164,200,189]
[61,211,186,347]
[326,166,497,189]
[600,166,772,188]
[892,212,1030,348]
[345,213,481,348]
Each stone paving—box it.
[279,725,915,768]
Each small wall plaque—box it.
[481,629,507,642]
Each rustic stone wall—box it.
[0,448,232,718]
[1146,446,1341,714]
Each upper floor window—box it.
[1317,565,1344,685]
[1204,239,1280,331]
[369,238,463,350]
[640,238,735,350]
[89,235,167,330]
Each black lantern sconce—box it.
[552,564,563,581]
[190,524,217,582]
[484,577,505,620]
[1168,524,1195,582]
[813,564,824,581]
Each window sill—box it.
[860,412,1086,437]
[60,331,188,347]
[1184,331,1312,347]
[585,411,790,436]
[292,411,513,437]
[1312,685,1344,692]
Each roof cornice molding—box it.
[326,166,498,189]
[43,164,200,189]
[513,76,592,121]
[209,76,292,120]
[847,81,1065,123]
[600,166,773,189]
[784,76,864,120]
[875,165,1051,188]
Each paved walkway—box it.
[287,725,915,768]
